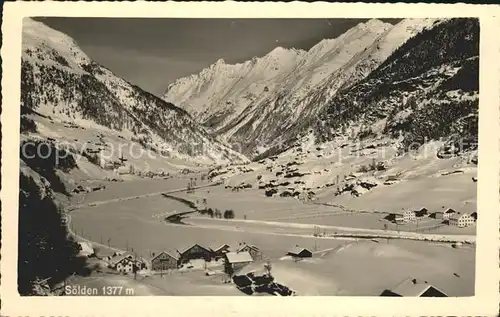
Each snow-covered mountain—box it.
[314,18,479,155]
[163,18,439,157]
[21,18,247,166]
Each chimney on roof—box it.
[412,278,417,284]
[424,281,428,284]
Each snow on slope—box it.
[163,19,438,158]
[21,18,248,166]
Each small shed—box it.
[380,278,448,297]
[287,246,313,258]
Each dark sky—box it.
[37,18,400,96]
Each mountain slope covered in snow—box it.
[314,18,479,155]
[21,18,247,166]
[163,19,439,158]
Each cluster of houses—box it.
[149,243,262,274]
[386,207,477,228]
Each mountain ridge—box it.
[163,18,439,158]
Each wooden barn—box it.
[150,251,179,271]
[177,244,213,264]
[287,246,313,258]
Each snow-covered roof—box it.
[413,207,428,211]
[237,244,259,252]
[387,278,447,297]
[225,251,254,264]
[449,213,470,221]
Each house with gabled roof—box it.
[386,209,415,224]
[287,246,313,258]
[150,251,179,271]
[211,244,231,259]
[380,278,448,297]
[177,243,213,264]
[108,252,146,273]
[224,251,254,275]
[449,212,474,228]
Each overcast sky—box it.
[37,18,400,96]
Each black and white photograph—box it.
[14,15,483,298]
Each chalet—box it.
[413,207,428,217]
[109,253,146,274]
[211,244,231,259]
[470,211,477,221]
[116,258,135,274]
[287,246,313,258]
[237,244,261,260]
[380,278,448,297]
[449,213,474,228]
[224,251,254,275]
[150,251,179,271]
[177,244,213,264]
[402,210,416,222]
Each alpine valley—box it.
[18,17,479,297]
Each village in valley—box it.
[64,162,476,297]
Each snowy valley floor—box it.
[68,172,476,296]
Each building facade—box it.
[151,251,179,271]
[237,245,261,260]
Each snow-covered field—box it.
[238,240,475,296]
[68,174,476,296]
